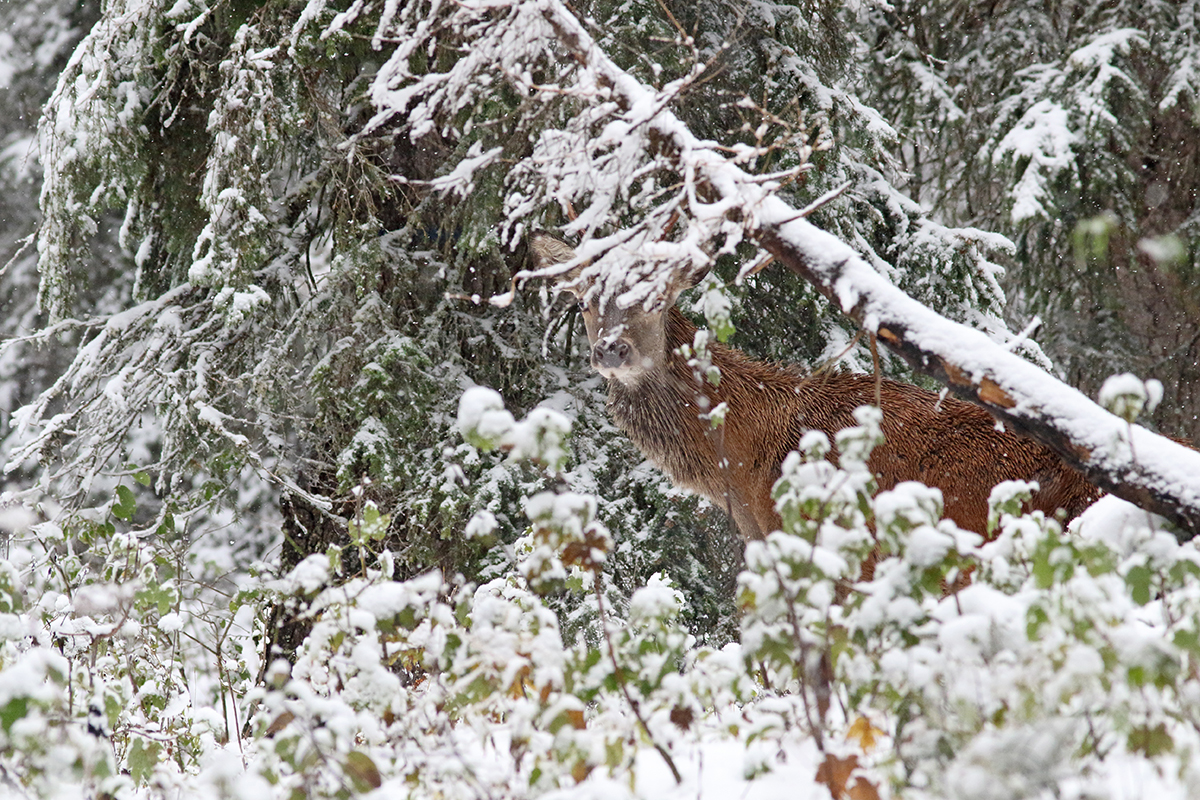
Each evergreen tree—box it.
[861,0,1200,439]
[0,0,107,483]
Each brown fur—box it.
[608,307,1099,538]
[527,231,1098,539]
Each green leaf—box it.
[1026,605,1049,640]
[349,502,391,545]
[128,737,161,783]
[604,738,624,768]
[1127,723,1173,757]
[327,544,343,577]
[105,693,123,731]
[136,582,177,616]
[1031,550,1054,589]
[1125,565,1153,605]
[0,697,29,733]
[1173,628,1200,656]
[113,484,136,521]
[1128,665,1147,687]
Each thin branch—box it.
[593,580,683,784]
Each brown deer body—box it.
[532,234,1099,538]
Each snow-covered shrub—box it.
[2,392,1200,797]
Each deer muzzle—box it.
[592,338,632,373]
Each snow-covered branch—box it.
[532,0,1200,539]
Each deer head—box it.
[529,232,704,384]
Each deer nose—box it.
[593,339,631,370]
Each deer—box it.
[530,232,1100,539]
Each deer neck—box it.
[604,308,723,488]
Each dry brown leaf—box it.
[815,753,858,798]
[669,705,695,731]
[816,752,881,800]
[847,777,882,800]
[571,759,593,783]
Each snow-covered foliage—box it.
[2,394,1200,797]
[4,0,1200,796]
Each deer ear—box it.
[664,264,710,303]
[682,264,711,290]
[529,232,586,296]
